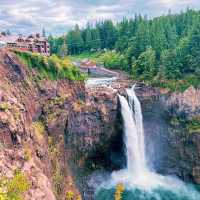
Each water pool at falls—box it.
[96,85,200,200]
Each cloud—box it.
[0,0,199,35]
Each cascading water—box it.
[118,86,147,177]
[96,85,200,200]
[111,85,153,187]
[126,85,146,174]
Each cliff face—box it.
[145,86,200,183]
[0,49,84,200]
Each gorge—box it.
[1,49,200,200]
[96,86,200,199]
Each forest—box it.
[48,9,200,90]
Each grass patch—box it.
[14,50,87,81]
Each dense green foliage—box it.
[132,48,157,80]
[15,51,87,81]
[49,9,200,90]
[98,51,128,71]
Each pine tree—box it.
[85,24,92,51]
[132,48,157,80]
[91,28,101,51]
[74,24,84,54]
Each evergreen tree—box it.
[67,25,84,54]
[73,24,84,54]
[151,21,167,58]
[132,48,157,80]
[85,24,92,51]
[48,9,200,87]
[160,50,182,79]
[91,28,101,50]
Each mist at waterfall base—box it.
[96,86,200,200]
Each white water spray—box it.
[118,85,147,177]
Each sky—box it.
[0,0,200,36]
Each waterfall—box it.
[126,85,146,173]
[112,85,181,188]
[98,85,200,200]
[118,85,147,177]
[111,85,186,189]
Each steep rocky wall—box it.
[0,50,55,200]
[0,49,84,200]
[68,83,200,200]
[140,86,200,184]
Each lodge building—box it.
[0,33,50,56]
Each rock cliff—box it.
[0,49,83,200]
[145,86,200,183]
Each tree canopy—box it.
[49,9,200,90]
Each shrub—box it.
[14,50,87,81]
[186,116,200,134]
[150,79,191,92]
[132,48,157,81]
[0,170,30,200]
[0,102,11,112]
[98,51,128,71]
[114,184,124,200]
[66,191,74,200]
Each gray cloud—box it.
[0,0,200,35]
